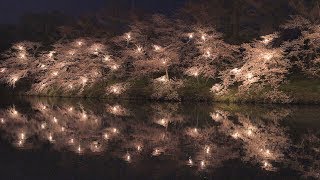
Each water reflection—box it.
[0,98,319,178]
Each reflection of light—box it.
[1,68,6,73]
[78,145,82,153]
[137,145,142,151]
[0,118,5,124]
[69,138,74,144]
[247,129,253,136]
[61,127,65,132]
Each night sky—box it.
[0,0,187,24]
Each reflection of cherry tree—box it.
[0,99,318,177]
[288,132,320,179]
[210,106,291,171]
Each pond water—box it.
[0,96,319,179]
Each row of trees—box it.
[0,15,319,101]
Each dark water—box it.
[0,97,319,179]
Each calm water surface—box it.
[0,97,319,179]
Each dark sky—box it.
[0,0,187,24]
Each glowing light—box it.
[137,145,142,151]
[20,133,25,140]
[19,53,26,59]
[263,52,273,61]
[201,34,206,41]
[125,154,131,162]
[204,50,211,58]
[104,55,111,62]
[81,77,88,84]
[18,45,24,50]
[48,134,53,142]
[159,118,168,126]
[201,160,205,168]
[188,33,194,39]
[52,71,58,76]
[210,84,223,93]
[53,117,58,123]
[232,132,240,139]
[194,128,198,133]
[68,107,73,112]
[68,84,73,89]
[82,113,87,119]
[205,146,210,154]
[162,59,167,65]
[111,64,119,70]
[152,148,162,156]
[188,157,193,166]
[125,33,132,41]
[77,145,82,153]
[103,133,109,140]
[11,76,19,84]
[230,68,240,74]
[77,41,83,46]
[247,73,253,79]
[69,50,75,56]
[136,46,143,53]
[41,123,46,129]
[69,138,74,144]
[40,64,46,69]
[61,127,65,132]
[153,45,162,51]
[113,128,118,133]
[112,87,119,93]
[0,118,5,124]
[48,51,55,58]
[11,108,19,116]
